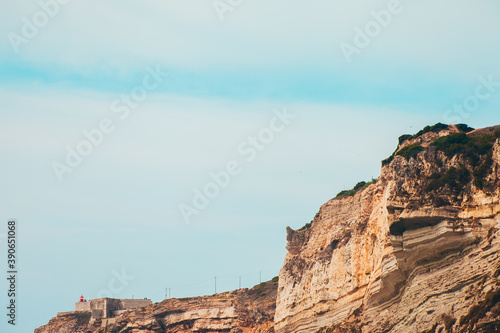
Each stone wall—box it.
[75,298,152,318]
[37,283,277,333]
[75,302,91,311]
[119,299,152,310]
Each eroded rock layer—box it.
[37,124,500,333]
[275,125,500,333]
[35,280,277,333]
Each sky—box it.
[0,0,500,331]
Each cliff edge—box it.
[36,279,277,333]
[275,124,500,333]
[37,123,500,333]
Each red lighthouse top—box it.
[79,295,84,302]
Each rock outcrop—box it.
[36,280,277,333]
[38,124,500,333]
[275,124,500,333]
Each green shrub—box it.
[396,144,424,160]
[382,124,495,193]
[299,222,312,230]
[456,123,475,133]
[336,190,351,197]
[353,181,367,191]
[398,134,413,145]
[431,132,496,189]
[272,276,279,283]
[397,123,450,149]
[473,152,493,189]
[382,123,478,166]
[382,154,394,166]
[336,180,375,198]
[432,133,469,157]
[433,132,495,159]
[414,123,448,137]
[425,167,470,193]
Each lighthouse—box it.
[79,295,84,303]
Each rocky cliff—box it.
[38,124,500,333]
[35,280,277,333]
[275,124,500,333]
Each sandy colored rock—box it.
[37,124,500,333]
[36,280,277,333]
[275,125,500,333]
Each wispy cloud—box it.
[2,1,499,94]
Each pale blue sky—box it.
[0,0,499,332]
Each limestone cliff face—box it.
[36,280,277,333]
[275,125,500,333]
[38,124,500,333]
